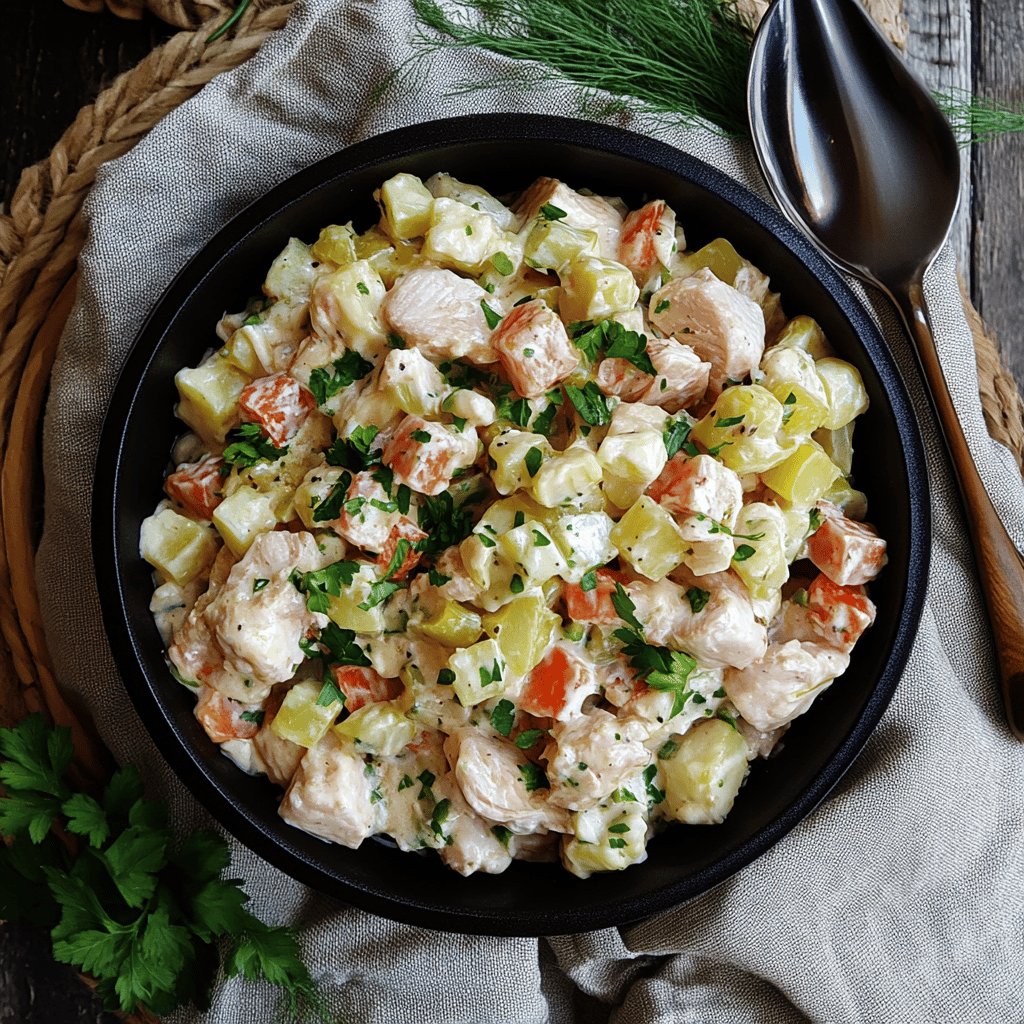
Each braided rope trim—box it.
[61,0,248,31]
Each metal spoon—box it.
[747,0,1024,739]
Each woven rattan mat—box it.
[1,1,1022,1017]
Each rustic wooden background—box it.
[0,0,1021,1020]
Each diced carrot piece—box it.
[807,508,888,586]
[382,415,477,496]
[806,573,876,650]
[376,520,428,579]
[520,647,573,718]
[619,199,668,282]
[331,665,402,712]
[165,453,225,520]
[563,568,627,624]
[195,686,262,743]
[238,372,315,446]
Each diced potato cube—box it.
[416,601,484,648]
[729,502,789,601]
[675,237,745,286]
[422,197,505,275]
[496,520,568,584]
[353,225,422,289]
[310,223,358,266]
[690,384,790,475]
[813,421,855,477]
[271,681,341,748]
[562,805,648,878]
[560,256,640,324]
[264,238,318,303]
[481,594,562,676]
[760,345,829,436]
[611,496,688,580]
[378,347,447,416]
[447,638,510,707]
[458,535,520,613]
[761,442,842,506]
[324,564,386,635]
[474,494,551,536]
[774,314,832,359]
[530,445,603,508]
[175,353,249,444]
[310,262,388,361]
[548,511,617,583]
[424,172,516,229]
[661,719,750,824]
[822,478,869,521]
[488,430,553,495]
[293,465,346,531]
[334,699,417,756]
[523,219,600,273]
[601,472,646,512]
[212,488,277,556]
[597,428,667,485]
[140,508,218,585]
[815,357,869,429]
[377,173,435,240]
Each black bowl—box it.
[93,114,929,936]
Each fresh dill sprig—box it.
[411,0,755,135]
[934,89,1024,147]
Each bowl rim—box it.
[92,112,930,935]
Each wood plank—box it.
[970,4,1024,387]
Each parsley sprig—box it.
[222,422,289,471]
[0,715,328,1020]
[611,584,697,718]
[307,350,373,407]
[290,559,360,614]
[570,319,656,375]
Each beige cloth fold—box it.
[36,1,1024,1021]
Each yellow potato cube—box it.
[447,638,510,707]
[559,256,640,324]
[140,508,218,585]
[310,223,358,266]
[661,719,750,825]
[416,601,484,648]
[530,445,603,508]
[175,353,249,445]
[458,535,520,612]
[730,502,789,601]
[562,805,648,878]
[548,511,617,583]
[813,421,855,477]
[482,594,561,676]
[311,262,388,361]
[334,700,417,756]
[523,219,600,273]
[324,565,386,635]
[597,428,667,485]
[271,680,341,748]
[377,173,435,240]
[611,496,688,581]
[774,315,833,360]
[760,442,842,506]
[488,430,553,495]
[496,520,568,584]
[675,237,745,285]
[212,488,277,556]
[691,384,790,475]
[422,197,505,275]
[816,357,869,429]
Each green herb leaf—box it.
[733,543,756,562]
[311,471,351,522]
[663,416,693,458]
[290,559,360,614]
[492,252,514,275]
[515,729,545,749]
[388,331,407,350]
[524,446,544,477]
[307,350,373,406]
[489,699,515,737]
[436,668,456,687]
[539,202,567,221]
[481,300,503,329]
[654,299,671,314]
[532,529,551,547]
[411,429,433,444]
[316,679,345,707]
[491,824,512,848]
[62,794,109,848]
[222,422,289,470]
[510,573,525,594]
[415,490,481,557]
[611,582,644,632]
[565,381,610,426]
[579,569,598,592]
[685,587,710,613]
[429,568,452,587]
[518,762,549,791]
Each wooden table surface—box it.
[0,1,1021,1021]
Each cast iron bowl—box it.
[93,114,929,936]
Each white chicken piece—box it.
[377,346,448,417]
[445,730,569,835]
[430,545,484,604]
[329,469,412,554]
[545,709,649,811]
[648,453,744,539]
[398,640,472,735]
[807,502,888,586]
[433,772,514,876]
[618,199,676,284]
[201,532,327,701]
[288,333,338,389]
[642,336,711,412]
[252,702,304,787]
[330,373,403,436]
[382,267,496,365]
[618,666,725,747]
[150,577,204,646]
[279,733,376,848]
[376,737,448,852]
[382,415,479,497]
[490,299,579,399]
[445,387,496,427]
[769,597,822,645]
[310,262,389,363]
[723,639,850,731]
[512,177,624,258]
[648,267,766,393]
[733,261,771,306]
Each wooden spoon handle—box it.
[893,279,1024,740]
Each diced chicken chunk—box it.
[618,200,676,284]
[596,337,710,413]
[383,415,478,496]
[165,453,224,520]
[724,639,850,731]
[279,733,376,848]
[329,469,415,554]
[648,453,743,537]
[252,700,304,787]
[649,268,765,393]
[446,730,569,835]
[545,709,649,811]
[179,532,325,702]
[433,772,514,876]
[513,177,623,258]
[807,503,888,585]
[382,267,495,364]
[806,573,877,652]
[490,299,578,398]
[519,644,601,721]
[238,373,315,446]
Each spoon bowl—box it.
[748,0,1024,739]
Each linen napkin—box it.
[37,1,1024,1021]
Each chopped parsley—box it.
[565,381,610,426]
[654,299,671,314]
[429,568,452,587]
[252,578,269,594]
[307,350,374,406]
[510,574,525,594]
[411,429,432,444]
[518,762,549,791]
[481,300,503,330]
[326,424,381,470]
[239,709,265,725]
[290,559,360,614]
[531,529,551,547]
[491,825,512,848]
[571,319,656,374]
[356,281,369,295]
[579,570,598,592]
[643,763,665,806]
[311,472,352,522]
[436,668,456,687]
[663,417,693,459]
[357,539,411,611]
[315,679,345,707]
[714,415,745,428]
[489,699,515,737]
[398,774,414,791]
[429,799,452,844]
[515,729,545,749]
[608,837,627,849]
[733,544,756,562]
[539,202,567,221]
[222,422,288,470]
[685,587,710,613]
[492,252,514,275]
[496,395,532,428]
[387,332,407,350]
[524,446,544,477]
